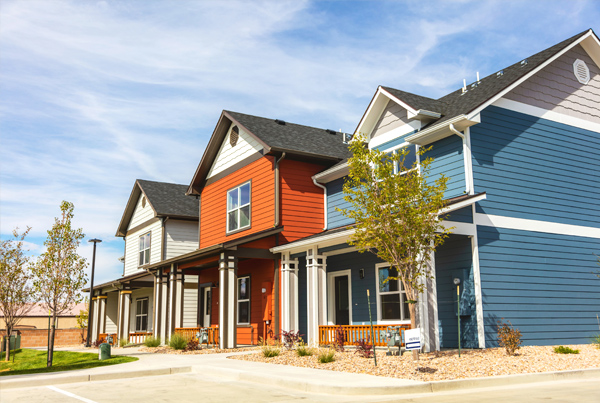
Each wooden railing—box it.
[319,324,411,347]
[98,333,117,346]
[128,332,152,344]
[174,327,219,346]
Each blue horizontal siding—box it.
[477,226,600,346]
[326,177,355,229]
[423,136,466,199]
[471,106,600,227]
[445,206,473,223]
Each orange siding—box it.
[279,159,326,243]
[200,156,275,248]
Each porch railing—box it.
[128,332,152,344]
[318,324,411,347]
[98,333,117,346]
[174,327,219,345]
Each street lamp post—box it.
[86,238,102,347]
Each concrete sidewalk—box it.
[1,347,600,396]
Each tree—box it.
[0,227,35,361]
[76,302,88,344]
[32,201,88,367]
[339,135,452,354]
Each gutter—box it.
[274,152,286,227]
[448,124,473,195]
[312,177,328,230]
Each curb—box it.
[0,366,192,390]
[199,364,600,396]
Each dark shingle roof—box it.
[383,29,593,131]
[225,110,352,160]
[137,180,198,218]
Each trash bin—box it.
[99,343,111,360]
[1,335,21,352]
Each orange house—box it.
[146,110,349,348]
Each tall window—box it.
[135,298,149,331]
[227,182,251,233]
[393,144,417,175]
[376,265,410,322]
[139,232,151,266]
[237,276,250,324]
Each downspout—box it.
[449,124,472,195]
[312,177,328,230]
[273,152,285,339]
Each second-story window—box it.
[227,181,251,233]
[139,232,151,266]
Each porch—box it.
[318,324,411,347]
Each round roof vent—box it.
[141,196,146,208]
[573,59,590,85]
[230,126,239,147]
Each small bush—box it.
[554,345,579,354]
[355,337,374,358]
[591,334,600,349]
[317,349,335,363]
[93,337,105,348]
[296,342,313,357]
[280,330,303,350]
[184,338,200,352]
[334,325,345,352]
[262,345,280,358]
[497,319,522,356]
[143,336,161,347]
[169,333,188,350]
[119,338,129,347]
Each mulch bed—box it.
[231,345,600,381]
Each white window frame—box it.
[139,232,151,266]
[375,263,411,324]
[135,297,149,332]
[226,181,251,234]
[326,270,353,326]
[384,142,418,175]
[237,276,250,325]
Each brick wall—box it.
[1,328,85,347]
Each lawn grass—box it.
[0,349,138,376]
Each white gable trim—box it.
[467,30,596,121]
[206,123,264,179]
[355,88,390,138]
[492,98,600,133]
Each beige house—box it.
[1,303,87,331]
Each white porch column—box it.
[154,271,169,342]
[281,253,299,333]
[219,253,238,349]
[471,225,486,349]
[168,265,183,334]
[117,290,132,342]
[90,297,98,341]
[97,295,107,336]
[306,247,326,346]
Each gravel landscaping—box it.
[140,346,258,355]
[231,345,600,381]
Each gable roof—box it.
[362,29,599,143]
[116,179,198,237]
[187,110,351,195]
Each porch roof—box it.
[83,270,153,293]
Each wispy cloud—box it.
[1,0,598,282]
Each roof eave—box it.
[313,161,349,183]
[405,115,480,146]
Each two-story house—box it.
[273,29,600,351]
[88,179,199,344]
[145,110,350,348]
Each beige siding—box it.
[128,193,155,230]
[183,276,199,328]
[124,219,162,276]
[505,44,600,124]
[207,123,264,179]
[371,102,411,139]
[165,220,198,259]
[129,288,154,333]
[105,292,119,334]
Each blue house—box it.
[273,29,600,351]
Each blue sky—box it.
[1,0,599,286]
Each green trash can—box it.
[99,343,111,360]
[1,335,21,352]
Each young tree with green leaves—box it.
[76,302,88,344]
[32,201,88,367]
[0,227,36,361]
[339,135,452,349]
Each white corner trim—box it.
[475,213,600,239]
[470,206,485,349]
[492,98,600,133]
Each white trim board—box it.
[492,98,600,134]
[475,213,600,239]
[326,270,353,326]
[369,121,421,150]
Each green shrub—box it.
[143,336,161,348]
[296,343,313,357]
[554,345,579,354]
[169,334,188,350]
[591,334,600,349]
[497,320,522,356]
[262,345,280,358]
[317,349,335,363]
[119,338,129,347]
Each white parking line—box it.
[46,385,98,403]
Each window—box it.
[376,264,410,322]
[393,145,417,175]
[135,298,149,331]
[237,276,250,324]
[139,232,151,266]
[227,182,251,233]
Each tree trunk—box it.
[47,315,57,368]
[409,302,419,361]
[4,334,9,362]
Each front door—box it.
[203,288,211,327]
[334,276,350,325]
